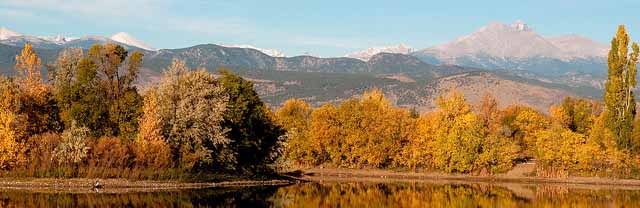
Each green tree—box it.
[218,68,284,173]
[66,58,109,137]
[88,43,144,138]
[604,25,640,150]
[48,48,84,129]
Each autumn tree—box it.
[0,107,24,170]
[53,121,90,166]
[404,90,518,173]
[0,77,24,169]
[133,89,171,169]
[155,59,231,170]
[14,43,60,135]
[499,105,549,155]
[550,97,600,134]
[427,90,485,173]
[476,93,501,134]
[275,98,313,166]
[343,89,414,168]
[604,25,640,150]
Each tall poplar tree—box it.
[604,25,640,150]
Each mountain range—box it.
[0,21,611,111]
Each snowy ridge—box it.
[345,44,414,61]
[38,34,78,44]
[111,32,157,51]
[0,27,22,40]
[222,44,286,57]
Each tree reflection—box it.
[1,182,640,207]
[270,182,640,208]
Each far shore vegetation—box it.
[0,25,639,181]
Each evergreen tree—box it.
[604,25,640,150]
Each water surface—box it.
[2,181,639,207]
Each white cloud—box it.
[1,0,170,18]
[0,0,381,55]
[0,7,63,25]
[164,17,256,38]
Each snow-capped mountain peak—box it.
[222,44,286,57]
[510,20,531,32]
[345,44,414,61]
[38,34,77,44]
[425,21,563,59]
[417,20,608,62]
[110,32,157,51]
[0,27,22,40]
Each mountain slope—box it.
[415,71,575,112]
[547,34,609,58]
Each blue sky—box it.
[1,0,639,57]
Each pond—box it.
[1,181,639,207]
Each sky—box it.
[1,0,639,57]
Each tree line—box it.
[274,25,640,177]
[0,43,283,179]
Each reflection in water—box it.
[1,182,640,207]
[0,186,280,207]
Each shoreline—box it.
[4,167,640,192]
[0,177,296,192]
[298,168,640,187]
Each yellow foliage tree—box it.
[0,78,27,170]
[275,98,313,166]
[13,43,55,135]
[499,105,550,156]
[344,89,414,168]
[308,103,340,166]
[405,90,518,173]
[0,109,24,170]
[133,89,172,169]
